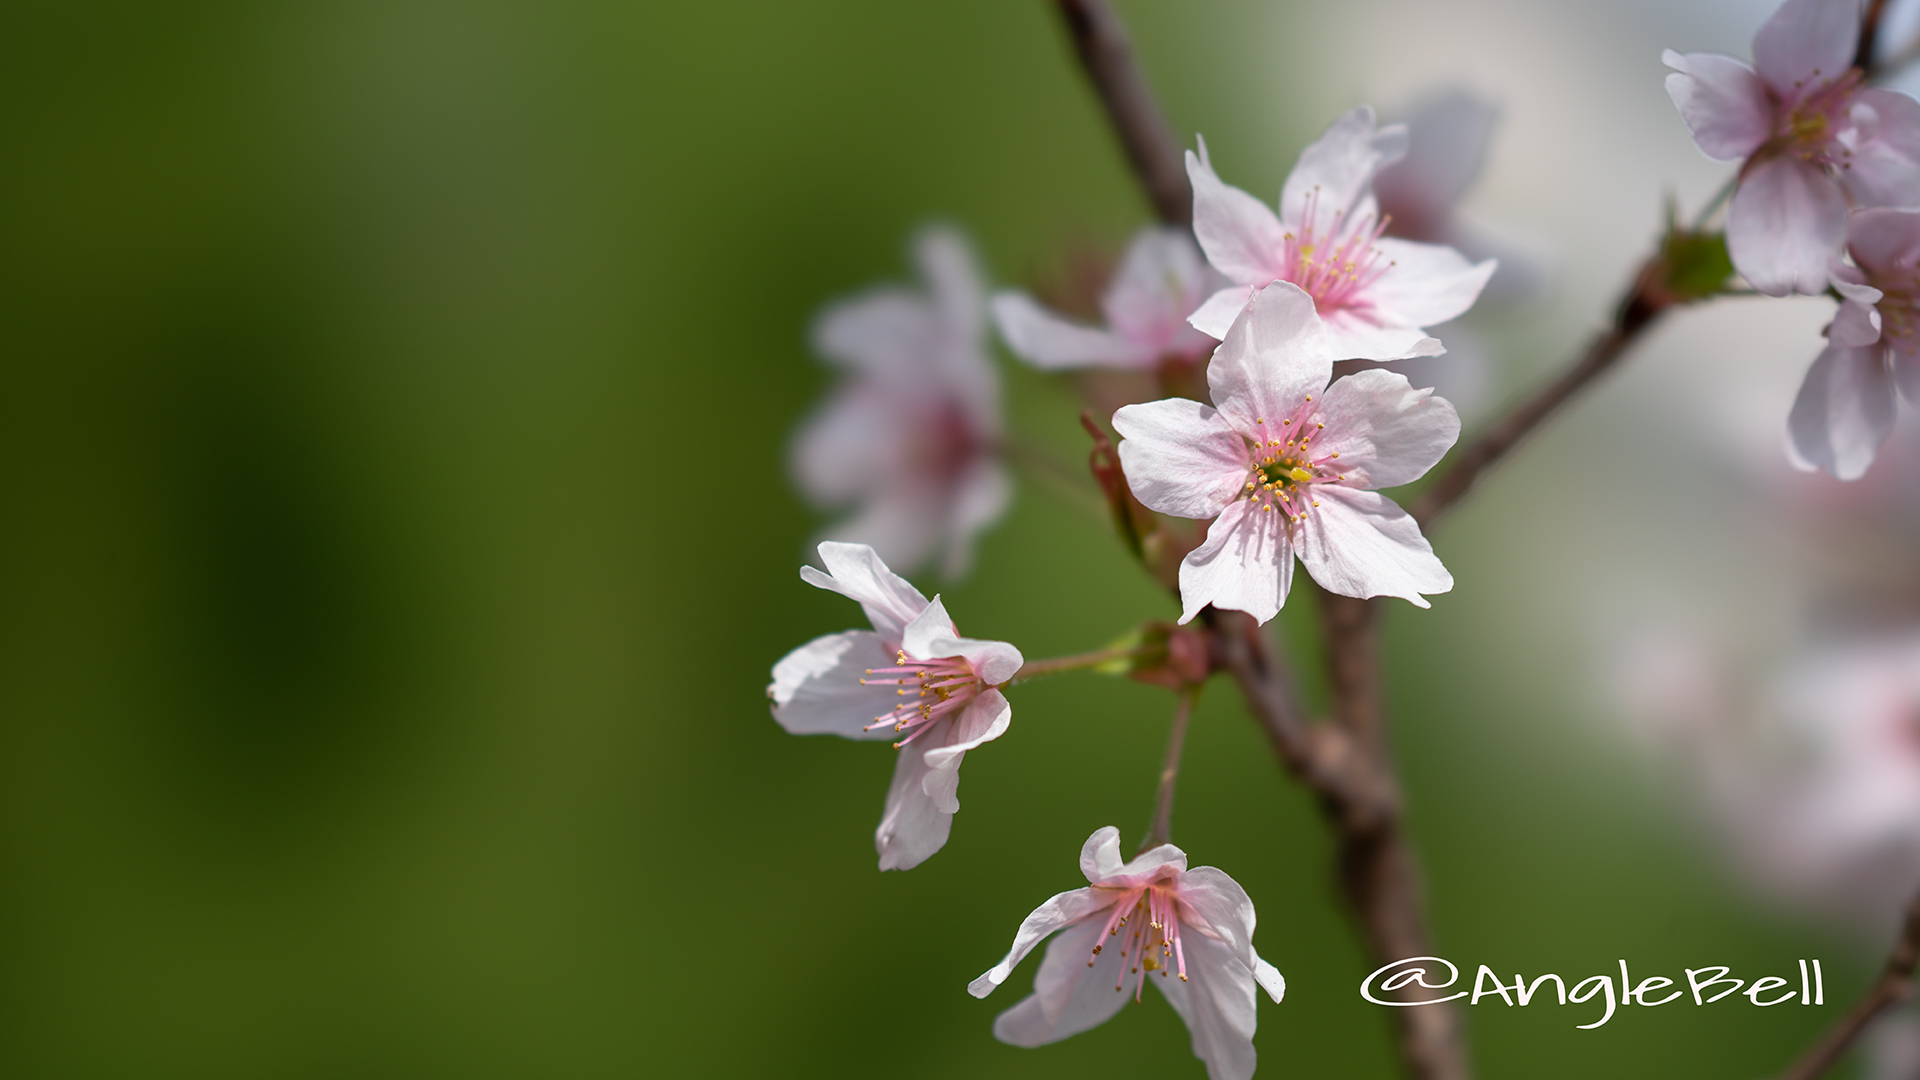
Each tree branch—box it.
[1052,0,1191,226]
[1777,892,1920,1080]
[1408,257,1669,528]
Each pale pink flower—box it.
[767,542,1023,871]
[1664,0,1920,296]
[1790,207,1920,478]
[793,226,1009,578]
[991,226,1223,372]
[968,827,1286,1080]
[1112,283,1458,625]
[1184,107,1496,360]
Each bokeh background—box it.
[3,0,1908,1075]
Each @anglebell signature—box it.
[1360,956,1827,1029]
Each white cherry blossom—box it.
[1664,0,1920,296]
[1790,207,1920,478]
[1113,283,1458,624]
[969,827,1285,1080]
[992,225,1222,372]
[768,542,1023,871]
[1184,106,1496,360]
[793,226,1009,578]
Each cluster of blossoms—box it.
[767,94,1500,1076]
[1666,0,1920,477]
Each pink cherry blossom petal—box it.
[800,541,931,642]
[768,630,903,740]
[1295,486,1452,607]
[1841,89,1920,208]
[1153,930,1262,1080]
[1752,0,1861,97]
[992,292,1149,370]
[1112,398,1247,519]
[1188,141,1290,286]
[1729,155,1848,296]
[1662,50,1773,161]
[1279,107,1407,238]
[1312,369,1462,489]
[1788,343,1896,479]
[1206,282,1337,430]
[1177,500,1293,625]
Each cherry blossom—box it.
[1112,283,1458,624]
[1664,0,1920,296]
[968,827,1286,1080]
[1184,106,1496,360]
[1789,207,1920,478]
[768,542,1023,871]
[792,226,1009,578]
[991,226,1222,372]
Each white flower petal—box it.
[791,384,912,506]
[1364,237,1497,330]
[1295,487,1451,607]
[1253,952,1286,1004]
[1314,368,1461,489]
[1188,143,1290,286]
[1113,398,1247,519]
[898,597,1023,683]
[1729,156,1848,296]
[1847,207,1920,276]
[1752,0,1862,96]
[1187,285,1257,340]
[1280,106,1407,238]
[941,458,1012,581]
[1078,826,1128,881]
[875,736,951,871]
[1661,50,1773,162]
[1831,298,1884,347]
[1152,929,1261,1080]
[1841,90,1920,209]
[1320,316,1447,362]
[1103,226,1224,358]
[919,689,1013,799]
[1208,282,1337,430]
[993,291,1150,370]
[915,224,987,352]
[811,287,937,378]
[1788,343,1897,480]
[768,630,902,740]
[991,919,1134,1047]
[1113,842,1190,880]
[968,886,1114,998]
[1175,866,1258,973]
[1178,500,1293,626]
[799,541,930,643]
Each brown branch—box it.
[1408,255,1670,528]
[1052,0,1191,226]
[1857,0,1891,74]
[1777,893,1920,1080]
[1140,685,1196,853]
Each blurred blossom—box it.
[792,225,1009,578]
[1113,284,1458,625]
[1663,0,1920,296]
[992,226,1223,374]
[768,543,1023,871]
[968,827,1285,1080]
[1613,627,1920,925]
[1867,1010,1920,1080]
[1184,106,1496,361]
[1789,207,1920,478]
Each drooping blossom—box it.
[793,226,1009,578]
[992,226,1223,373]
[969,827,1286,1080]
[1789,207,1920,478]
[1663,0,1920,296]
[1112,283,1458,625]
[767,542,1023,871]
[1184,106,1496,360]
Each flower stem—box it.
[1008,644,1151,684]
[1690,175,1736,231]
[1777,890,1920,1080]
[1140,685,1197,854]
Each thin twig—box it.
[1009,644,1150,683]
[1856,0,1891,74]
[1408,259,1669,528]
[1052,0,1191,226]
[1777,893,1920,1080]
[1141,685,1197,853]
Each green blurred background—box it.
[0,0,1869,1076]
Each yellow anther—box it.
[1288,466,1313,483]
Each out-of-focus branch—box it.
[1408,256,1671,528]
[1777,893,1920,1080]
[1141,685,1196,853]
[1052,0,1191,226]
[1857,0,1890,74]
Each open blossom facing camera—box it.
[768,542,1023,870]
[1184,106,1496,360]
[793,226,1009,578]
[1113,283,1458,624]
[1790,207,1920,478]
[1664,0,1920,296]
[992,226,1223,372]
[969,827,1285,1080]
